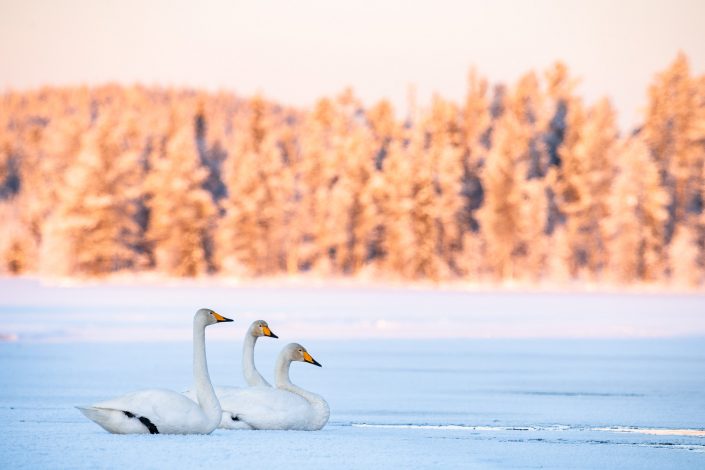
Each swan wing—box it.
[82,388,209,434]
[218,386,313,430]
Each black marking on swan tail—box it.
[231,415,240,421]
[138,416,159,434]
[122,410,159,434]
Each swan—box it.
[76,308,233,434]
[216,343,330,431]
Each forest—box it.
[0,54,703,287]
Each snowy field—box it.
[1,278,705,468]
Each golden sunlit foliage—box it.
[0,55,703,287]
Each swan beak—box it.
[303,351,322,367]
[213,312,234,323]
[263,326,278,338]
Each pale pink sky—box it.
[1,0,703,129]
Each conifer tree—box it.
[216,137,268,275]
[217,124,292,276]
[605,137,670,282]
[425,96,464,276]
[543,62,584,277]
[408,134,440,281]
[556,99,617,278]
[643,53,700,236]
[145,120,216,276]
[378,139,415,277]
[476,96,524,279]
[295,98,337,272]
[477,72,548,280]
[40,115,143,276]
[458,69,491,279]
[326,90,377,274]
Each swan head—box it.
[284,342,322,367]
[195,308,233,326]
[249,320,278,339]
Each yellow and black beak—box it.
[303,351,322,367]
[213,312,234,323]
[262,326,278,338]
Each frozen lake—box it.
[1,278,704,468]
[2,277,705,341]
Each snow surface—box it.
[1,278,705,468]
[1,277,705,341]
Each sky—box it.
[1,0,703,130]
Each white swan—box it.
[217,343,330,431]
[76,308,233,434]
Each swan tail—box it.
[76,406,153,434]
[219,411,255,430]
[76,405,106,423]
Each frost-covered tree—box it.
[556,99,617,278]
[458,69,492,280]
[408,130,440,281]
[476,96,524,280]
[335,126,378,273]
[543,62,585,278]
[216,139,268,276]
[217,127,292,276]
[605,137,670,283]
[643,53,701,236]
[477,72,548,280]
[294,98,339,272]
[40,115,143,276]
[378,139,416,277]
[425,96,465,277]
[145,121,216,276]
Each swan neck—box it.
[193,317,221,431]
[274,353,293,388]
[274,356,319,404]
[242,332,270,387]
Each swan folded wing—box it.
[218,386,313,430]
[220,410,256,430]
[92,389,208,434]
[207,386,257,429]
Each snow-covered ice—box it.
[1,278,704,468]
[2,278,705,341]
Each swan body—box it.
[218,343,329,431]
[77,308,233,435]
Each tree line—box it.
[0,54,703,287]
